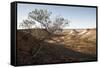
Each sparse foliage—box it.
[19,9,70,35]
[47,16,69,34]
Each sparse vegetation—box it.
[19,9,69,36]
[17,28,96,65]
[17,9,96,65]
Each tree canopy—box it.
[19,9,70,35]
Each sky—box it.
[17,3,96,29]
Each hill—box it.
[16,28,97,65]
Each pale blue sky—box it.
[17,3,96,29]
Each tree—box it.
[19,9,70,57]
[47,16,69,34]
[19,9,70,35]
[19,19,35,34]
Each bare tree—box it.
[19,19,35,34]
[19,9,70,35]
[47,16,69,34]
[18,9,70,57]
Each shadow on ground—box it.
[16,30,97,66]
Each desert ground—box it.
[16,28,97,65]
